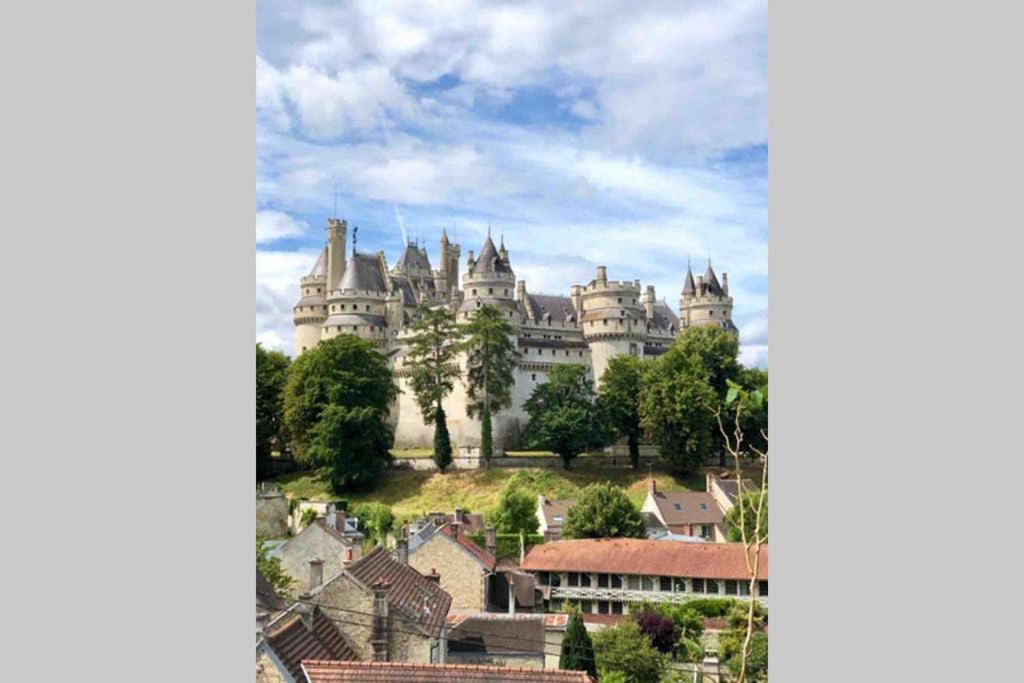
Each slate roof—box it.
[681,266,696,295]
[713,478,758,506]
[263,607,357,682]
[435,523,497,571]
[649,491,724,526]
[521,538,768,580]
[649,301,679,332]
[308,248,328,279]
[301,660,595,682]
[470,236,513,275]
[395,244,432,273]
[447,613,548,655]
[703,263,723,295]
[258,569,286,611]
[337,253,387,292]
[343,547,451,638]
[524,294,576,323]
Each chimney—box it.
[371,580,390,661]
[485,526,497,555]
[335,509,347,533]
[308,559,324,591]
[647,477,657,495]
[516,280,526,302]
[722,273,729,295]
[425,568,441,584]
[396,538,409,565]
[596,266,607,285]
[644,285,656,319]
[454,507,466,525]
[706,472,715,493]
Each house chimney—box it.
[308,559,324,591]
[596,266,607,285]
[516,280,526,302]
[396,538,409,565]
[425,568,441,584]
[371,580,390,661]
[454,507,465,525]
[335,509,347,533]
[647,477,657,495]
[485,526,496,555]
[706,473,715,493]
[722,273,729,295]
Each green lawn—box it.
[273,465,706,524]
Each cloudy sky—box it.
[256,0,767,368]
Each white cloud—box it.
[256,210,309,244]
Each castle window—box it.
[532,374,536,381]
[488,288,493,294]
[603,320,608,326]
[617,298,622,304]
[579,351,583,357]
[472,289,477,295]
[709,310,714,316]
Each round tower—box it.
[459,234,518,322]
[578,265,646,386]
[322,248,389,348]
[293,247,328,356]
[679,260,736,334]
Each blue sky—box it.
[256,0,767,368]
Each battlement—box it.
[300,274,327,284]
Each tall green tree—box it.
[671,324,741,396]
[522,364,604,469]
[719,602,769,682]
[405,303,462,471]
[597,355,645,469]
[736,366,769,456]
[724,490,768,543]
[283,335,397,492]
[591,619,668,683]
[559,608,597,679]
[257,535,294,598]
[562,482,646,539]
[256,343,290,481]
[639,351,718,474]
[461,304,519,463]
[489,484,540,535]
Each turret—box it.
[326,218,347,291]
[322,230,389,347]
[577,265,646,386]
[644,285,656,320]
[293,247,329,356]
[460,234,517,320]
[679,260,736,335]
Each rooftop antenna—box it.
[333,181,338,218]
[352,225,358,254]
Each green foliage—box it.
[406,303,462,425]
[677,597,745,618]
[639,348,718,475]
[299,508,318,529]
[503,469,580,500]
[719,603,769,682]
[349,502,395,544]
[592,619,668,683]
[256,343,290,480]
[597,355,645,468]
[672,324,741,397]
[522,364,605,469]
[724,490,768,543]
[488,484,541,535]
[306,404,394,493]
[559,609,597,679]
[433,406,454,471]
[468,531,543,559]
[562,482,646,539]
[480,407,494,460]
[462,305,520,460]
[283,334,397,464]
[735,367,769,454]
[256,535,293,597]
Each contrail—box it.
[393,205,409,246]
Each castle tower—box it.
[679,260,737,334]
[578,265,647,386]
[292,247,329,356]
[326,218,347,292]
[459,233,517,321]
[322,232,389,348]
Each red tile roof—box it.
[300,660,596,682]
[263,607,356,681]
[520,538,768,580]
[343,546,452,638]
[649,491,724,526]
[437,523,497,570]
[580,613,628,627]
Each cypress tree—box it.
[433,406,453,471]
[559,609,597,679]
[480,407,493,462]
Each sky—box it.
[256,0,767,368]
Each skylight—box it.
[700,503,708,511]
[673,503,682,511]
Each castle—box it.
[292,218,737,450]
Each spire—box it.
[308,247,328,278]
[352,225,358,254]
[441,227,449,243]
[682,262,696,296]
[703,260,722,293]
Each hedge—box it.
[467,531,545,559]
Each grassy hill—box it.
[273,465,707,524]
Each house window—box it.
[701,525,713,538]
[627,575,640,590]
[598,601,609,614]
[725,580,738,595]
[641,576,655,591]
[673,503,682,511]
[598,574,609,588]
[692,579,705,594]
[738,582,750,596]
[550,573,562,587]
[758,580,768,596]
[674,578,687,593]
[538,572,550,586]
[660,577,672,592]
[580,573,592,587]
[580,600,593,613]
[611,602,623,615]
[550,599,563,611]
[706,580,719,595]
[568,572,579,587]
[699,503,709,512]
[610,574,622,588]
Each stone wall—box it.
[274,524,357,591]
[256,485,290,539]
[255,649,288,683]
[407,534,488,612]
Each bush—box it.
[679,597,745,618]
[467,531,544,559]
[488,484,540,535]
[349,502,395,544]
[634,609,679,654]
[300,508,318,529]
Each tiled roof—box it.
[649,300,679,332]
[301,660,595,682]
[447,613,547,655]
[436,523,497,570]
[343,546,452,638]
[337,253,387,292]
[525,294,575,323]
[538,498,572,529]
[257,569,286,611]
[309,247,328,279]
[580,612,628,627]
[470,236,513,276]
[649,491,724,526]
[521,538,768,581]
[263,607,356,682]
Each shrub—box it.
[299,508,318,529]
[634,609,679,654]
[349,502,395,544]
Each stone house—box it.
[272,508,364,588]
[641,478,728,541]
[406,523,497,612]
[535,496,571,541]
[706,473,757,513]
[446,612,568,670]
[306,545,452,664]
[256,603,356,683]
[257,483,290,538]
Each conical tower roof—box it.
[470,235,511,276]
[682,264,696,295]
[338,254,386,292]
[703,261,723,295]
[308,247,328,278]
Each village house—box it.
[256,603,356,683]
[641,478,728,541]
[272,506,364,587]
[305,545,452,664]
[257,482,291,538]
[538,494,674,541]
[520,538,768,616]
[299,660,596,683]
[706,472,757,513]
[406,523,497,612]
[410,507,487,535]
[446,612,569,670]
[257,569,287,637]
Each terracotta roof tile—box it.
[650,491,724,526]
[264,607,356,681]
[301,660,595,682]
[521,538,767,581]
[437,523,497,570]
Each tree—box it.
[461,304,520,463]
[671,324,741,397]
[257,535,293,598]
[561,482,646,540]
[559,608,597,679]
[256,343,290,481]
[306,403,393,493]
[282,334,397,470]
[522,364,604,469]
[349,502,395,544]
[633,608,679,654]
[724,490,768,543]
[736,366,769,456]
[597,355,645,468]
[405,303,462,471]
[719,602,768,683]
[639,351,718,474]
[489,484,540,536]
[591,619,668,683]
